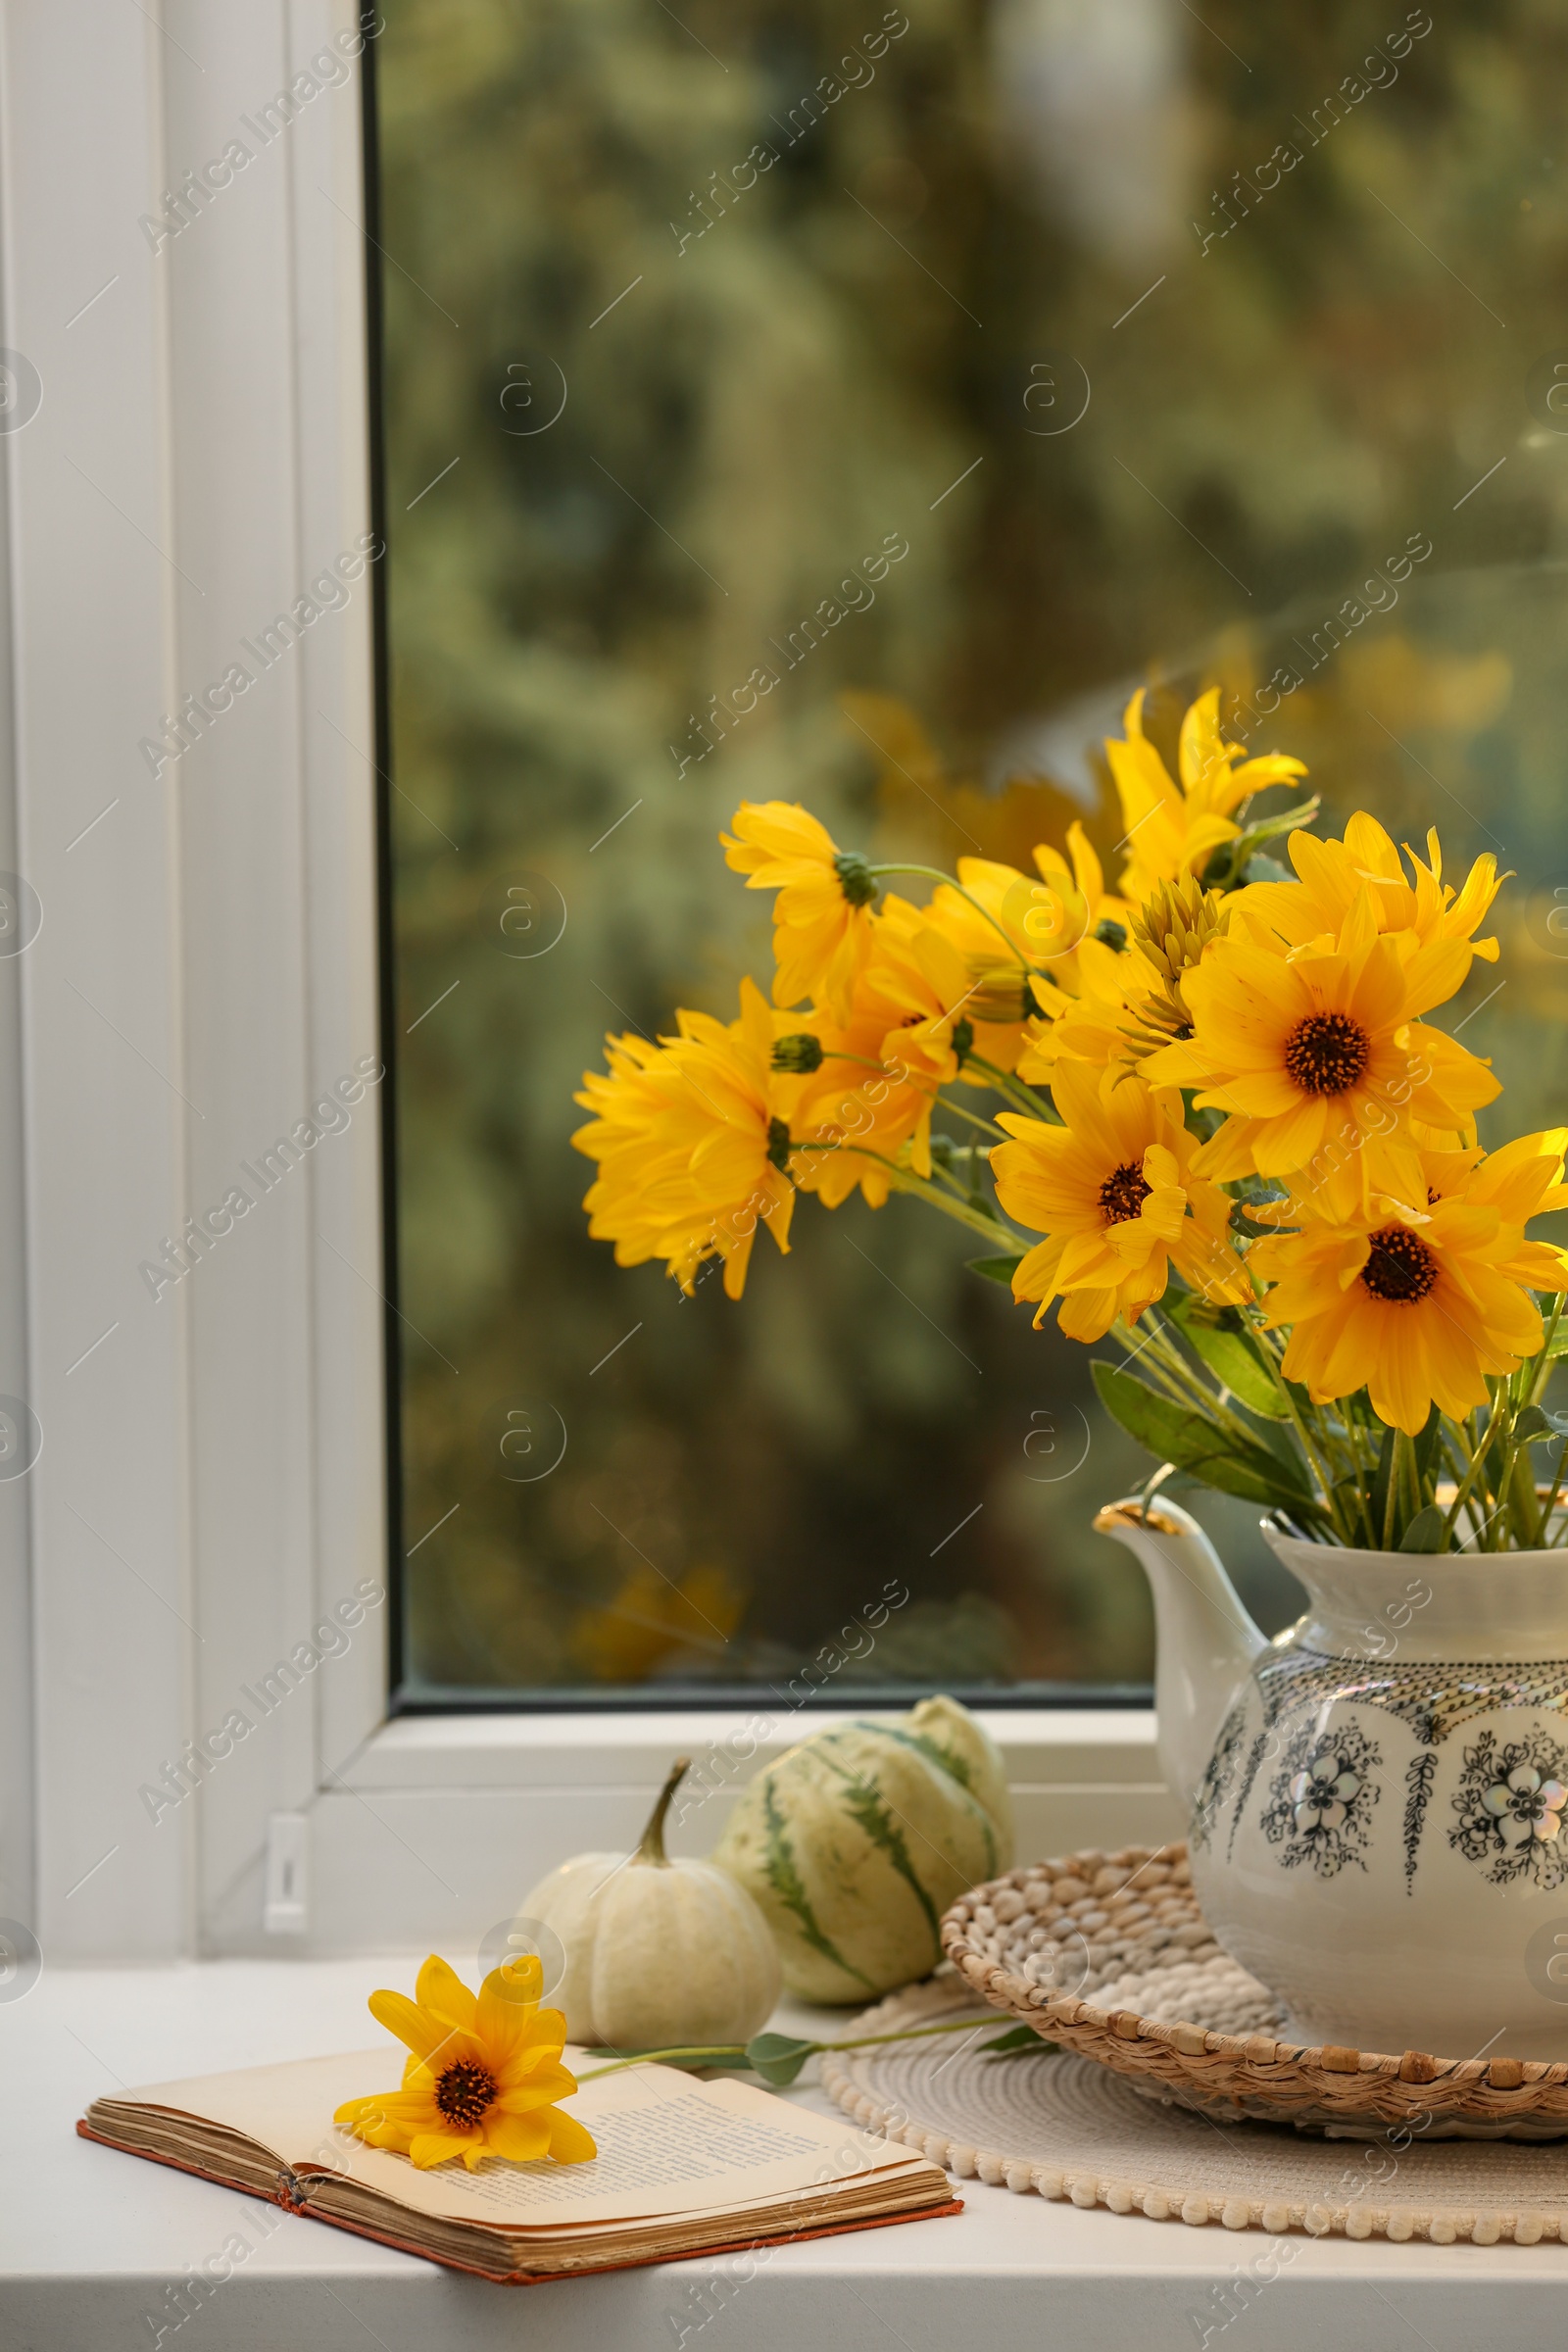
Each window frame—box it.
[5,0,1165,1964]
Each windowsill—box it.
[11,1956,1565,2348]
[343,1705,1167,1790]
[272,1709,1181,1957]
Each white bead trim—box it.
[819,1981,1568,2245]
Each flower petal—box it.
[416,1954,480,2034]
[409,2131,477,2170]
[546,2106,599,2165]
[496,2066,579,2112]
[485,2109,553,2163]
[368,1988,466,2070]
[477,1967,541,2063]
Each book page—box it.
[107,2049,929,2230]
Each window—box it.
[13,0,1568,1958]
[374,0,1561,1708]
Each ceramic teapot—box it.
[1099,1496,1568,2060]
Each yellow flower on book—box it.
[1249,1135,1568,1436]
[1239,811,1502,978]
[1143,889,1499,1201]
[1107,687,1306,907]
[989,1061,1248,1342]
[572,978,799,1298]
[336,1954,597,2172]
[722,801,878,1016]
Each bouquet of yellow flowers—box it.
[573,691,1568,1555]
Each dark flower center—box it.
[1100,1160,1152,1226]
[435,2059,498,2128]
[1360,1225,1439,1304]
[1282,1009,1371,1097]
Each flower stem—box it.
[1444,1381,1511,1545]
[867,863,1030,967]
[827,2018,1014,2054]
[843,1151,1023,1247]
[576,2014,1008,2082]
[964,1054,1059,1123]
[577,2044,745,2080]
[933,1092,1009,1141]
[1251,1343,1341,1538]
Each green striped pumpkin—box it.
[710,1696,1014,2003]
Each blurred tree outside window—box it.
[373,0,1568,1703]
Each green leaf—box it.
[1090,1361,1327,1518]
[1241,853,1293,886]
[1164,1298,1289,1419]
[979,2024,1057,2060]
[1398,1503,1449,1553]
[966,1253,1023,1287]
[743,2033,817,2086]
[1231,795,1321,855]
[1513,1404,1553,1444]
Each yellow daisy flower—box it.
[857,892,1009,1086]
[789,897,970,1207]
[989,1061,1248,1342]
[1108,687,1306,907]
[1018,875,1232,1083]
[791,1002,939,1208]
[722,802,878,1016]
[1142,890,1499,1200]
[919,825,1131,1039]
[335,1954,597,2172]
[1015,933,1160,1083]
[1239,810,1503,977]
[1250,1136,1568,1435]
[573,978,799,1298]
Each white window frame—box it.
[2,0,1169,1965]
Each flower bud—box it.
[771,1033,824,1074]
[831,849,877,906]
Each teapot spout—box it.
[1095,1497,1266,1813]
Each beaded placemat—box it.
[820,1978,1568,2245]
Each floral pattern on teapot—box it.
[1189,1651,1568,1894]
[1261,1721,1382,1878]
[1449,1731,1568,1890]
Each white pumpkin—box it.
[520,1757,781,2048]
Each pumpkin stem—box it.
[635,1756,690,1866]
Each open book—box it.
[79,2047,958,2283]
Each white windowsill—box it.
[346,1705,1166,1789]
[9,1956,1563,2350]
[274,1710,1179,1957]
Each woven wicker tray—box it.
[941,1842,1568,2138]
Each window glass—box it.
[374,0,1564,1702]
